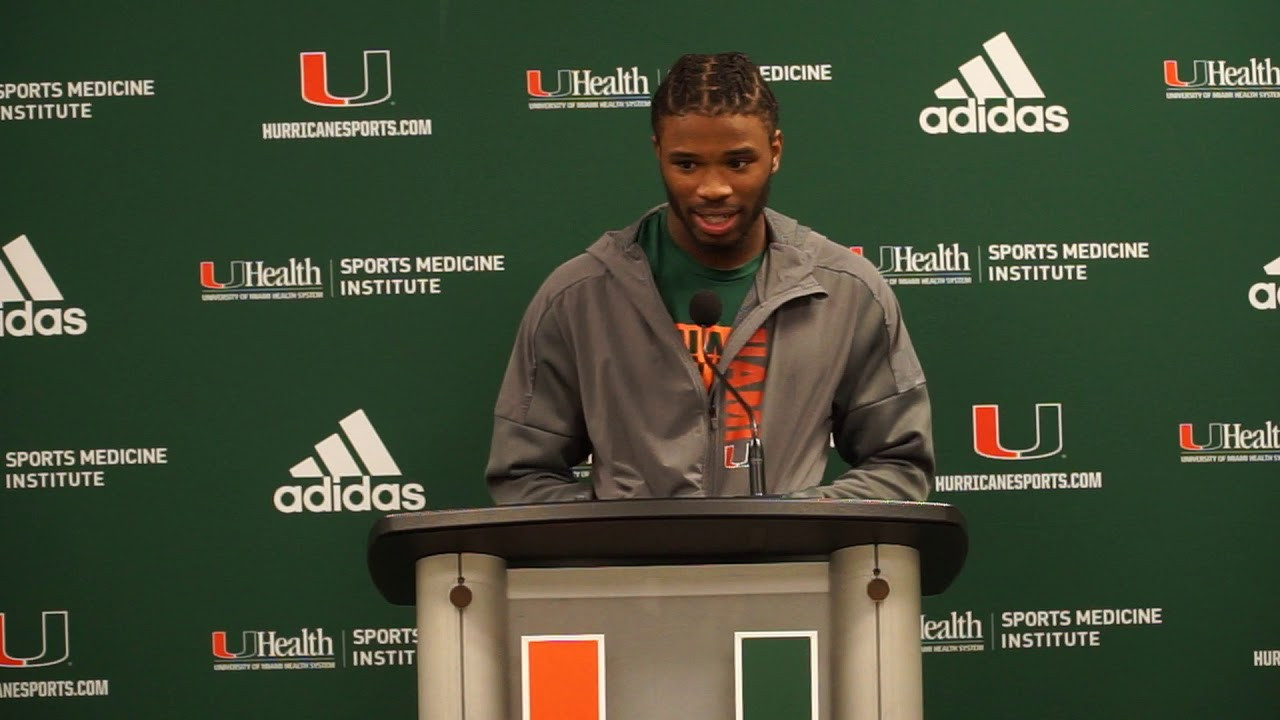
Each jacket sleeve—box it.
[796,280,933,501]
[486,290,595,504]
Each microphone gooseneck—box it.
[688,290,766,497]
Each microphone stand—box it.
[700,333,766,497]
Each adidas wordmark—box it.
[0,235,87,337]
[274,409,426,513]
[919,32,1069,135]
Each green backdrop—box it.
[2,0,1277,717]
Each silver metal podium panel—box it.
[508,563,830,720]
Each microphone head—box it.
[688,290,723,328]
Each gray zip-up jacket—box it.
[486,207,933,502]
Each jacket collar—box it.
[589,204,825,302]
[587,206,828,368]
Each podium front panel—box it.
[508,563,830,719]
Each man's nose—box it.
[696,171,732,202]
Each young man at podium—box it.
[487,52,932,504]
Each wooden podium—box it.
[368,498,967,720]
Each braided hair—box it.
[650,52,779,135]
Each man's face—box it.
[653,113,782,269]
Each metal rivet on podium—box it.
[449,584,473,608]
[866,577,890,602]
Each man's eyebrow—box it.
[666,150,700,160]
[724,146,757,158]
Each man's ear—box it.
[770,128,783,174]
[651,134,660,159]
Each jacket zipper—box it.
[711,285,822,496]
[623,243,722,496]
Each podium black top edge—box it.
[374,497,963,534]
[367,498,968,604]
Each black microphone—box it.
[689,290,766,497]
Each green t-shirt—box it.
[636,208,763,329]
[636,208,766,393]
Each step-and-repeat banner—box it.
[3,1,1277,717]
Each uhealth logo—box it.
[972,403,1064,460]
[199,258,321,290]
[274,409,426,514]
[526,66,652,109]
[1248,256,1280,310]
[199,258,324,301]
[300,50,391,107]
[920,32,1069,135]
[920,610,985,653]
[212,628,336,671]
[851,244,974,286]
[1165,57,1279,91]
[0,235,87,338]
[0,611,70,668]
[1179,421,1280,462]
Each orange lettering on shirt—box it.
[727,361,765,387]
[737,328,768,356]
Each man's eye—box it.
[728,158,751,170]
[675,161,696,171]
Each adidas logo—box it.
[919,32,1069,135]
[0,235,87,337]
[1248,256,1280,310]
[273,409,426,513]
